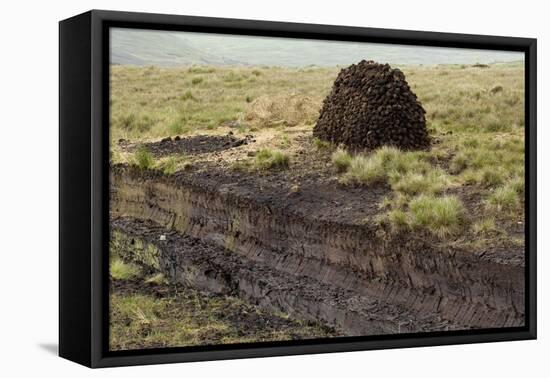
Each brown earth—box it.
[110,132,525,336]
[112,218,458,335]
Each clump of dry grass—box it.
[408,195,464,237]
[230,148,290,172]
[243,93,321,127]
[331,148,352,172]
[341,154,386,185]
[133,146,154,170]
[155,155,191,175]
[472,218,497,235]
[254,148,290,170]
[485,185,520,212]
[110,259,142,281]
[313,137,334,151]
[338,146,449,195]
[378,193,465,238]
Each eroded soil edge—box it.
[110,165,524,336]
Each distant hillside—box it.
[110,28,241,66]
[179,33,524,67]
[111,28,524,67]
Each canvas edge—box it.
[56,9,537,368]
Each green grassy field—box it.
[110,63,523,141]
[110,64,332,142]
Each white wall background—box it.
[0,0,546,375]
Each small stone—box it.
[159,235,166,241]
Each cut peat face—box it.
[110,164,524,336]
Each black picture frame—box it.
[59,9,537,368]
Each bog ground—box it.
[111,63,525,251]
[108,62,525,349]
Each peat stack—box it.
[313,60,430,150]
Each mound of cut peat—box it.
[313,60,430,150]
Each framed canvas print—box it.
[59,10,537,368]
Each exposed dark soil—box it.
[111,157,525,334]
[111,218,460,336]
[110,128,525,340]
[112,135,525,264]
[119,133,255,157]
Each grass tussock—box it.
[313,137,334,151]
[180,90,197,102]
[379,194,464,238]
[168,120,191,135]
[110,259,142,281]
[472,218,497,235]
[133,146,154,170]
[408,195,464,237]
[155,155,191,175]
[231,148,290,171]
[389,169,450,195]
[342,154,386,185]
[338,146,450,195]
[331,148,352,172]
[121,147,190,175]
[254,148,290,170]
[191,77,204,85]
[279,134,291,148]
[485,185,520,212]
[188,66,216,74]
[386,208,409,228]
[116,114,155,133]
